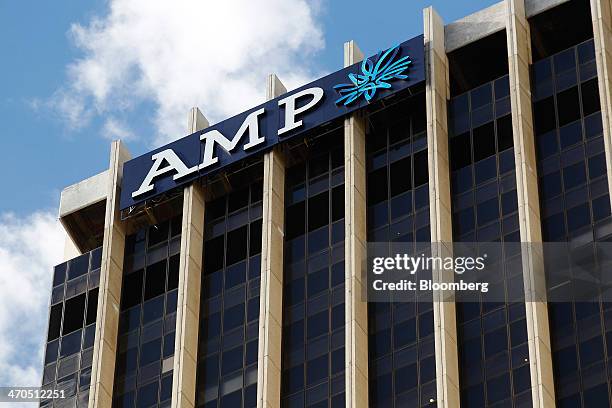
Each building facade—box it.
[39,0,612,407]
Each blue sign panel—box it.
[120,35,424,210]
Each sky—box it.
[0,0,497,400]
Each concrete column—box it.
[505,0,555,406]
[591,0,612,211]
[171,108,208,408]
[257,74,287,408]
[88,140,131,408]
[424,7,460,408]
[343,40,369,408]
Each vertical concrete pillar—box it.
[424,7,460,408]
[505,0,555,406]
[343,40,369,408]
[591,0,612,210]
[257,74,287,408]
[88,140,131,408]
[171,108,208,408]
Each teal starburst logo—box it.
[334,44,411,106]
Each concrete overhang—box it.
[59,170,109,253]
[445,1,506,53]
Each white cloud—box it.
[0,212,64,393]
[102,117,135,141]
[51,0,325,146]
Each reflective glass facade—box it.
[195,180,263,408]
[532,39,612,407]
[449,75,532,407]
[112,216,183,408]
[42,247,102,408]
[365,98,437,407]
[281,130,346,408]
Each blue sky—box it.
[0,0,497,217]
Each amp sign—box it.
[119,35,425,210]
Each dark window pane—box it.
[223,304,245,332]
[487,373,510,404]
[144,261,166,301]
[207,198,226,220]
[454,208,475,236]
[534,97,556,135]
[247,297,259,323]
[226,226,248,265]
[122,270,143,310]
[389,120,410,145]
[593,195,611,221]
[307,311,328,340]
[245,339,258,366]
[148,221,169,247]
[588,153,606,180]
[496,115,513,151]
[142,296,164,324]
[537,131,558,158]
[60,330,82,357]
[250,219,263,256]
[139,338,162,366]
[54,263,67,287]
[579,336,604,366]
[308,268,328,298]
[86,289,98,325]
[310,154,329,179]
[170,215,182,237]
[368,167,388,205]
[63,294,86,335]
[567,203,590,232]
[581,78,601,116]
[136,381,158,407]
[557,87,580,126]
[540,172,562,199]
[68,254,89,280]
[393,319,416,348]
[163,332,175,358]
[413,150,428,187]
[563,162,586,190]
[48,304,63,342]
[283,364,304,395]
[559,121,582,149]
[204,236,225,272]
[501,191,518,215]
[222,345,243,375]
[473,122,496,161]
[331,186,344,222]
[484,327,507,357]
[225,262,246,289]
[477,198,499,226]
[306,355,328,385]
[583,384,609,407]
[286,202,306,240]
[228,188,249,213]
[167,255,180,291]
[390,157,411,196]
[451,133,472,170]
[474,156,496,185]
[471,83,492,109]
[160,375,173,402]
[202,312,221,338]
[308,193,329,232]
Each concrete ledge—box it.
[445,1,506,53]
[525,0,570,17]
[59,170,109,218]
